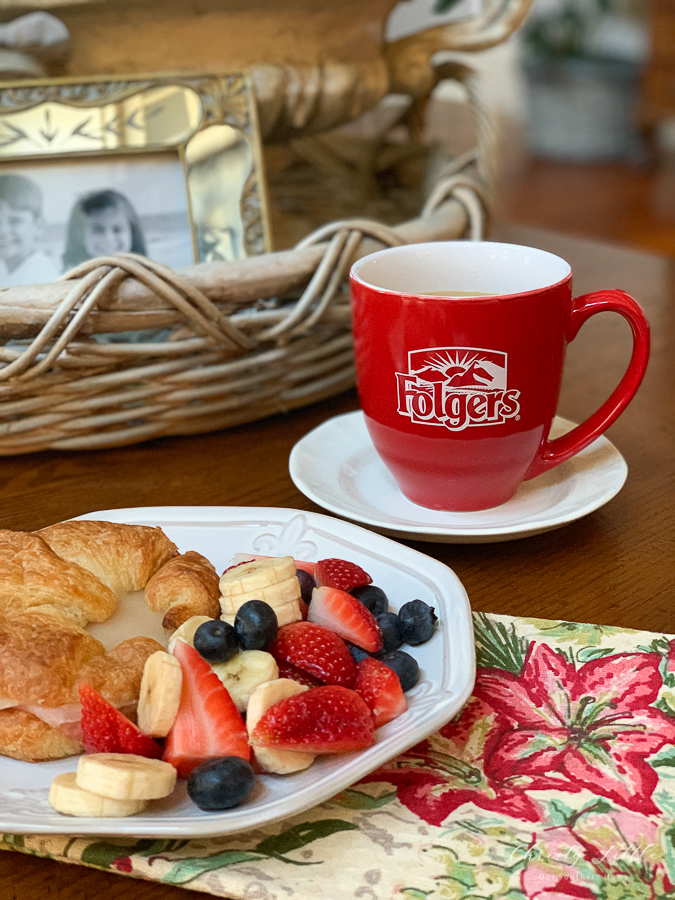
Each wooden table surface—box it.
[1,225,673,899]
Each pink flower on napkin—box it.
[520,806,672,899]
[475,642,675,815]
[111,856,133,873]
[360,694,542,825]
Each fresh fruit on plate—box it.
[231,553,317,576]
[250,685,375,754]
[347,642,371,665]
[77,752,177,800]
[234,599,278,651]
[375,611,403,653]
[276,658,323,688]
[295,568,315,606]
[187,756,257,810]
[210,649,279,712]
[220,556,296,597]
[220,577,302,627]
[137,650,183,738]
[397,599,438,645]
[354,657,408,728]
[168,615,214,654]
[351,584,389,617]
[79,683,163,759]
[379,649,420,692]
[315,558,372,593]
[308,586,383,654]
[163,640,250,778]
[49,772,148,818]
[246,678,315,773]
[194,619,239,663]
[270,621,357,687]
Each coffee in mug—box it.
[349,241,650,511]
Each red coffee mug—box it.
[350,242,650,511]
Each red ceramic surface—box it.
[350,242,650,511]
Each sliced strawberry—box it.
[308,586,383,653]
[315,558,372,592]
[270,622,357,687]
[222,558,253,574]
[79,683,162,759]
[250,685,374,753]
[294,560,317,577]
[163,641,250,778]
[277,658,323,688]
[354,657,408,728]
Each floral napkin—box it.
[4,612,675,900]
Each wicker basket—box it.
[0,146,487,455]
[0,0,533,454]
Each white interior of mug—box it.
[351,241,572,297]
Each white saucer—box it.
[289,411,628,543]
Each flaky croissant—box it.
[0,519,218,763]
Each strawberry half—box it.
[270,622,357,687]
[163,640,250,778]
[79,683,162,759]
[315,558,372,592]
[277,658,323,688]
[354,657,408,728]
[250,685,375,753]
[308,586,383,653]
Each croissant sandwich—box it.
[0,520,220,762]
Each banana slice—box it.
[211,649,279,712]
[77,753,177,800]
[137,651,183,737]
[222,597,302,628]
[247,679,315,774]
[220,556,296,597]
[167,615,213,654]
[219,575,301,616]
[270,598,303,626]
[49,772,148,817]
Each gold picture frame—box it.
[0,71,270,288]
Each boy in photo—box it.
[0,173,59,287]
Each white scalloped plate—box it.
[0,506,474,837]
[289,411,628,543]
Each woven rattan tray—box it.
[0,154,486,454]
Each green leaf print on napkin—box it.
[473,613,528,674]
[254,819,357,860]
[332,787,398,809]
[522,618,632,647]
[81,838,189,869]
[162,819,358,885]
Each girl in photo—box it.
[62,189,146,270]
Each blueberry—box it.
[379,650,420,692]
[296,568,316,605]
[347,642,372,664]
[234,600,278,650]
[375,611,402,653]
[397,599,438,646]
[187,756,256,810]
[351,584,388,617]
[194,619,239,663]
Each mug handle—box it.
[525,289,650,480]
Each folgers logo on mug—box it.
[395,347,521,431]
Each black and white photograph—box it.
[0,152,194,288]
